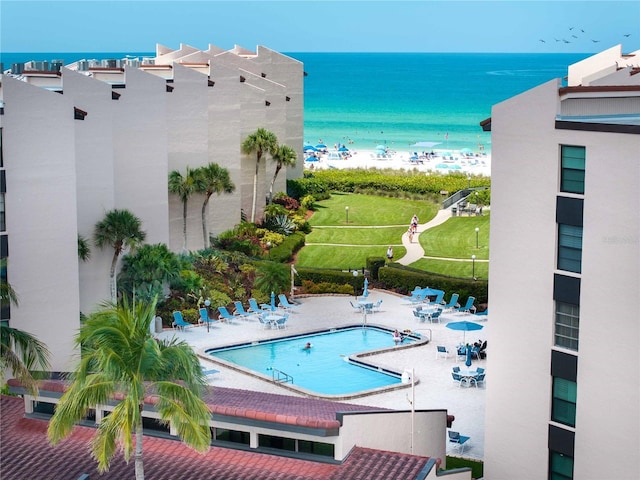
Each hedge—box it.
[379,263,488,304]
[267,231,306,263]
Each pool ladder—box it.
[271,368,293,384]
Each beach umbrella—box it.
[435,163,449,169]
[303,145,318,152]
[411,141,441,148]
[460,148,473,155]
[270,291,276,311]
[316,144,327,149]
[441,151,452,157]
[363,277,369,298]
[375,144,387,151]
[465,346,473,367]
[446,320,483,344]
[305,156,319,162]
[338,146,349,152]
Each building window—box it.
[558,224,582,273]
[0,193,5,231]
[555,302,579,351]
[552,377,577,427]
[549,451,574,480]
[560,145,585,194]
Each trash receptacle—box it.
[451,207,457,217]
[154,316,163,334]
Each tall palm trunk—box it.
[109,250,119,303]
[134,419,145,480]
[201,193,212,248]
[268,165,282,204]
[251,153,262,223]
[182,199,188,253]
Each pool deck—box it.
[157,290,488,461]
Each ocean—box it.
[1,51,589,154]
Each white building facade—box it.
[0,44,303,372]
[484,45,640,479]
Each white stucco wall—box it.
[2,77,80,372]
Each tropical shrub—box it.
[301,280,354,295]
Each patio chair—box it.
[198,307,217,329]
[273,314,289,329]
[470,345,482,360]
[372,299,383,313]
[278,294,300,313]
[469,373,486,388]
[429,309,443,324]
[233,301,254,319]
[451,371,465,387]
[456,296,476,314]
[436,345,451,359]
[257,314,273,329]
[172,311,192,331]
[350,301,363,313]
[248,298,269,315]
[413,309,426,322]
[442,293,460,312]
[448,431,471,454]
[217,306,238,323]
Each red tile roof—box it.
[0,395,437,480]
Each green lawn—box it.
[419,214,490,260]
[410,257,489,280]
[309,193,438,227]
[296,194,491,275]
[306,226,408,245]
[295,245,407,270]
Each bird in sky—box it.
[555,38,561,42]
[572,35,578,39]
[569,26,575,30]
[623,33,631,37]
[592,39,600,43]
[539,39,546,43]
[563,39,571,44]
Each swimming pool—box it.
[205,326,424,399]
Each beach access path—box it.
[396,209,453,265]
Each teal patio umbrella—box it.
[446,320,483,344]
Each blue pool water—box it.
[206,327,417,396]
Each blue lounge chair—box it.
[456,296,476,314]
[425,290,445,307]
[448,431,471,453]
[442,293,460,311]
[248,298,269,315]
[233,301,254,319]
[278,294,300,313]
[217,306,238,323]
[198,307,217,329]
[172,311,192,331]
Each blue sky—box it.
[1,0,638,53]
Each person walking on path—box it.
[386,246,394,261]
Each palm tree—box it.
[241,128,278,223]
[0,259,51,397]
[48,298,211,479]
[94,209,147,303]
[268,144,297,204]
[254,261,290,297]
[193,163,235,248]
[168,167,198,253]
[118,243,183,303]
[78,234,91,261]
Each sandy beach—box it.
[304,148,491,176]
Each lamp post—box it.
[471,255,476,280]
[204,299,211,332]
[352,270,358,298]
[467,174,471,190]
[475,227,479,249]
[345,206,349,224]
[266,241,272,260]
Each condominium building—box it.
[0,43,304,372]
[484,45,640,479]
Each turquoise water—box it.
[207,327,415,395]
[2,51,589,154]
[289,52,589,153]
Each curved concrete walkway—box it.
[396,209,453,265]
